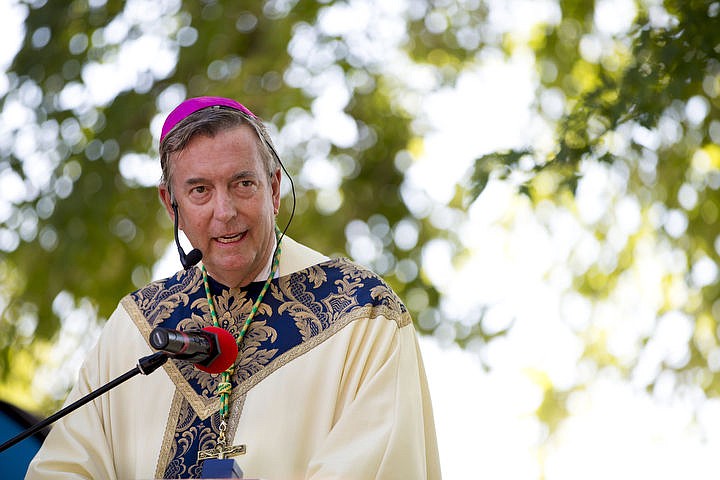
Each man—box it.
[27,97,441,479]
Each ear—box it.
[271,167,281,215]
[158,184,176,221]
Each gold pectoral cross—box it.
[197,419,246,462]
[197,442,246,461]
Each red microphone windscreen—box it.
[195,326,238,374]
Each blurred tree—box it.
[469,0,720,428]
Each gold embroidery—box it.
[155,389,185,479]
[275,264,369,341]
[123,272,223,420]
[237,320,279,381]
[139,258,413,476]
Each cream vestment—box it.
[27,237,441,479]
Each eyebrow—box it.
[183,170,258,187]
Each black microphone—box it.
[149,326,238,374]
[172,202,202,269]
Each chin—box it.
[213,259,255,277]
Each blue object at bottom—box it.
[201,458,243,478]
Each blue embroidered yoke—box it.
[128,257,407,478]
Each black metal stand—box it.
[0,351,168,453]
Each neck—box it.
[251,235,278,283]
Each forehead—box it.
[170,125,263,177]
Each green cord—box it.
[201,230,282,417]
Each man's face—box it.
[159,125,281,287]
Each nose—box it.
[213,190,237,223]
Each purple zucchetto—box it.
[160,96,256,142]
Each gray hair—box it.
[159,107,279,196]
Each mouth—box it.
[214,231,246,244]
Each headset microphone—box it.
[172,202,202,269]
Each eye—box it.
[188,185,210,200]
[233,178,257,190]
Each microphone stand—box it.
[0,351,169,453]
